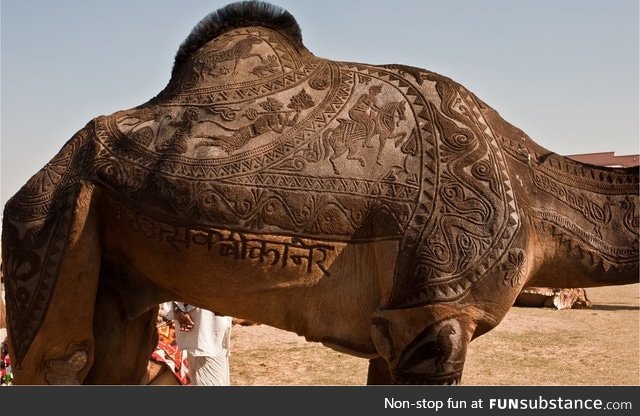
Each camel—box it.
[514,287,592,310]
[2,1,638,385]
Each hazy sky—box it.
[1,0,638,206]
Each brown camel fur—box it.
[2,2,638,385]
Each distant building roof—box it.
[566,152,639,167]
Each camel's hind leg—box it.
[3,183,101,384]
[371,305,476,384]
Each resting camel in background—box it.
[2,1,638,385]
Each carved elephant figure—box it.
[2,1,638,385]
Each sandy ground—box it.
[229,284,640,385]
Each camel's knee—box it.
[371,307,475,385]
[392,319,466,384]
[45,349,90,385]
[11,340,94,385]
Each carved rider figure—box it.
[348,84,382,146]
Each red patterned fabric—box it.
[1,340,12,385]
[151,318,189,385]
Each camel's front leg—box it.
[5,183,101,384]
[367,356,393,384]
[371,305,476,385]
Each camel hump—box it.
[172,1,303,77]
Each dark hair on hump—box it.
[171,1,303,78]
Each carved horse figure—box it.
[2,2,638,385]
[322,100,407,174]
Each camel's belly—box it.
[101,196,398,355]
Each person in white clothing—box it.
[167,302,232,386]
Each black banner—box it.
[1,386,637,415]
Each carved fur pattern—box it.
[1,125,93,363]
[162,27,311,102]
[387,316,466,385]
[6,126,92,221]
[532,208,638,268]
[499,136,639,267]
[388,77,519,307]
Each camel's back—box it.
[92,20,422,241]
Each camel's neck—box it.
[474,97,638,289]
[523,154,639,288]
